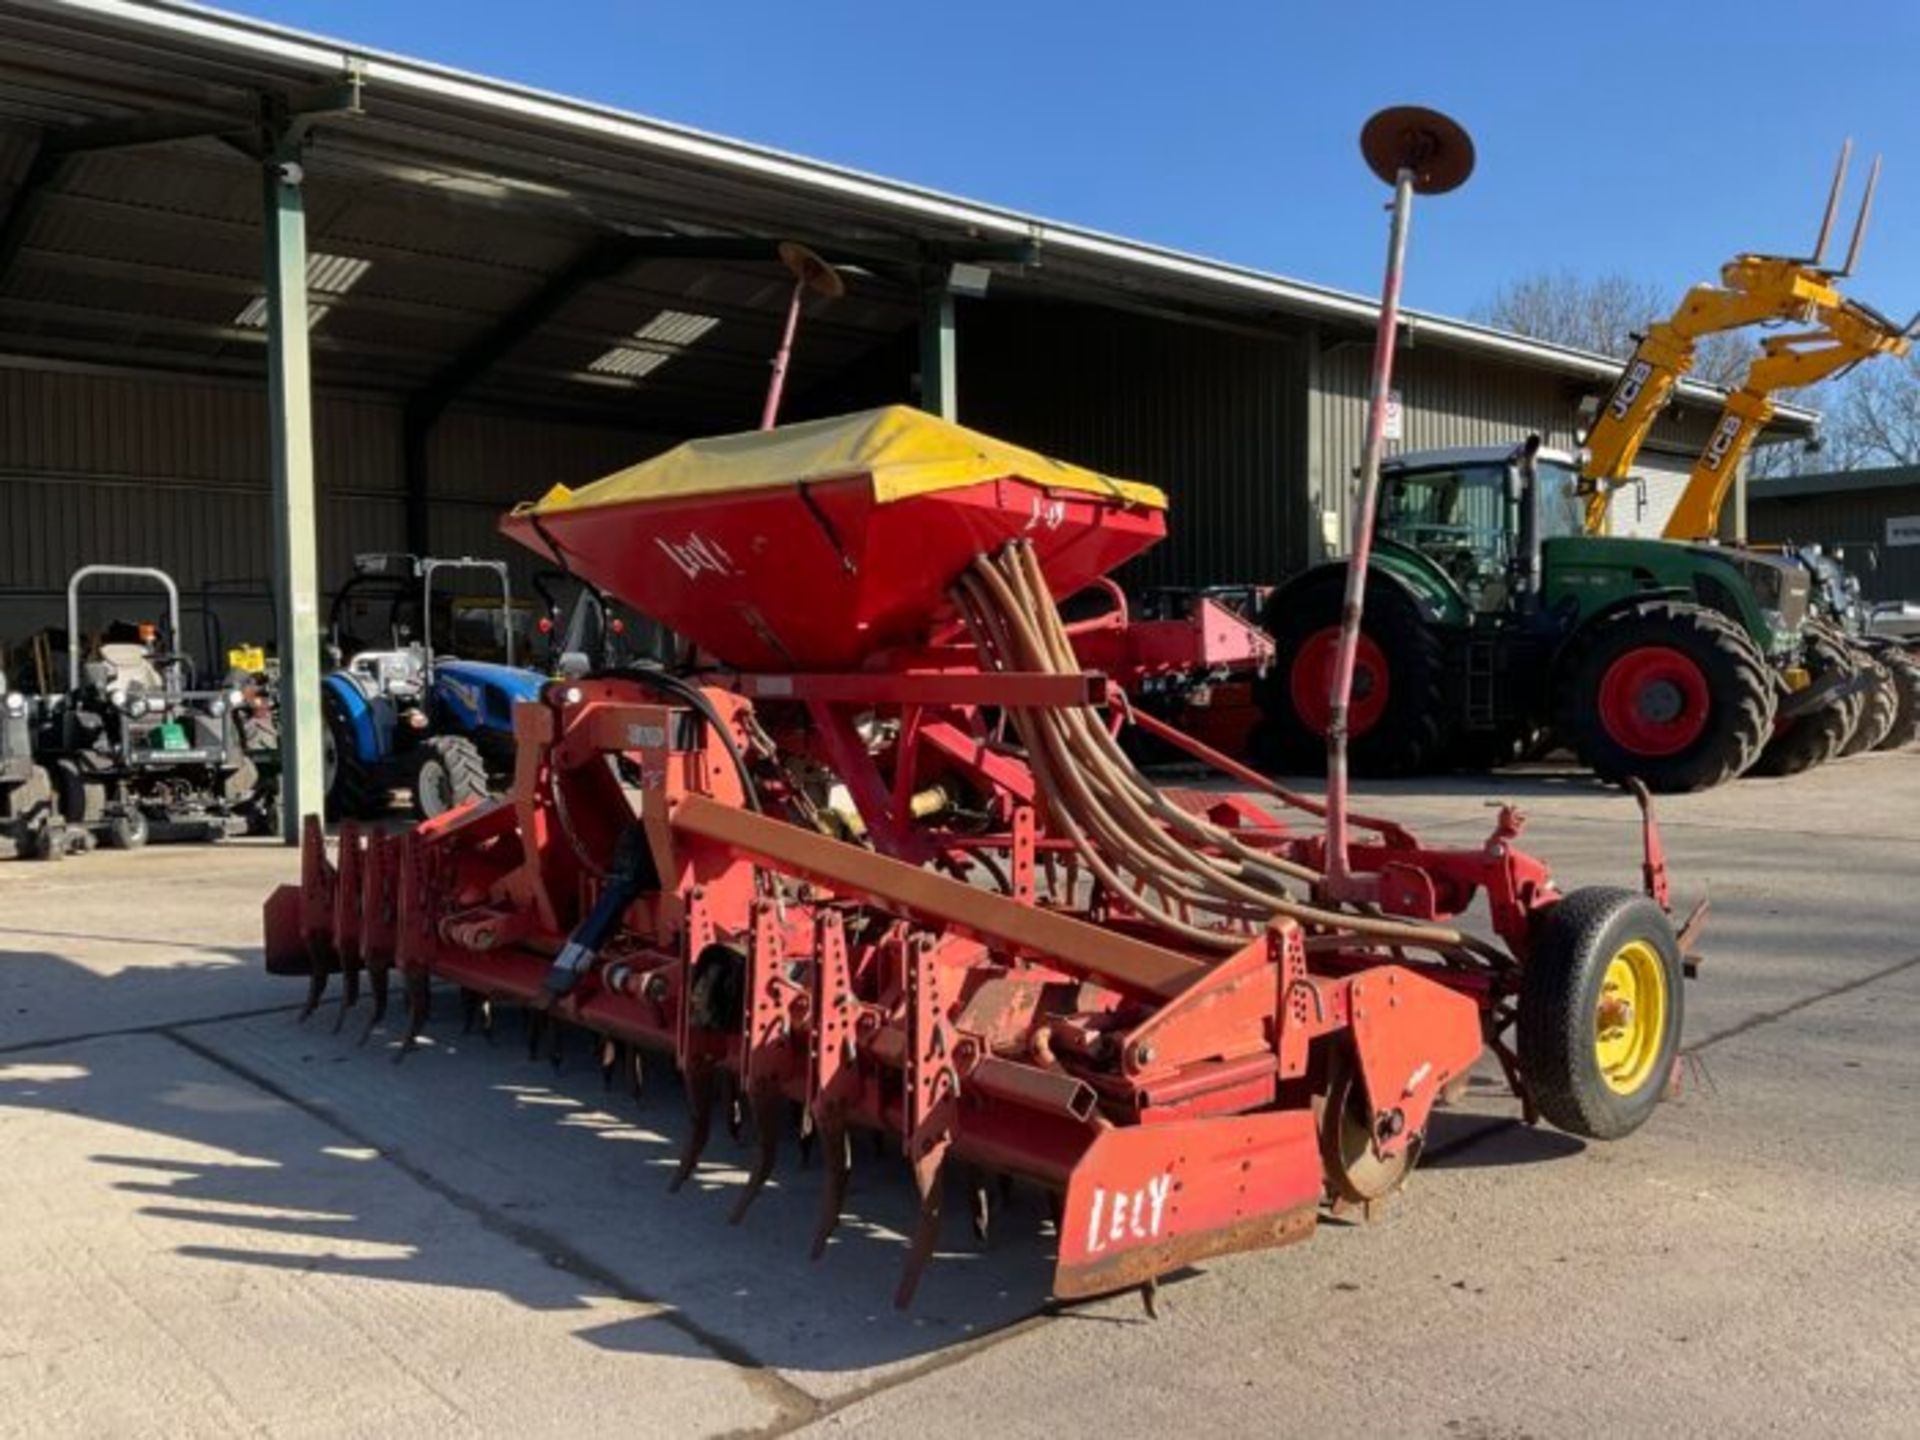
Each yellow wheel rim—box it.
[1594,939,1666,1095]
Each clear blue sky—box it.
[238,0,1920,322]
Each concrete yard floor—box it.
[3,756,1918,1437]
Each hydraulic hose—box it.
[953,541,1500,963]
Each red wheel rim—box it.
[1597,645,1710,756]
[1289,625,1390,738]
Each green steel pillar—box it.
[262,133,325,842]
[919,282,957,420]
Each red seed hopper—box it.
[266,407,1692,1308]
[501,405,1169,671]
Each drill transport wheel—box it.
[1519,887,1684,1141]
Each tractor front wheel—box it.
[1558,601,1773,792]
[1749,625,1861,778]
[1839,649,1897,758]
[1519,887,1684,1141]
[1876,650,1920,750]
[411,734,489,820]
[323,698,383,819]
[1254,577,1452,776]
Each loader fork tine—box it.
[461,988,480,1035]
[729,1086,785,1224]
[600,1038,621,1093]
[669,1057,717,1192]
[629,1047,647,1101]
[547,1018,566,1071]
[809,1110,851,1260]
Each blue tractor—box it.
[321,554,544,820]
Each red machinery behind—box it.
[265,407,1692,1307]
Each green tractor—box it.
[1255,440,1846,792]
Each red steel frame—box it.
[264,636,1673,1305]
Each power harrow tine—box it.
[328,822,366,1035]
[258,395,1688,1306]
[808,1108,851,1260]
[728,1085,786,1224]
[894,1144,949,1311]
[669,1056,718,1194]
[358,832,399,1044]
[397,970,430,1060]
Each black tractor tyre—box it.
[322,698,384,820]
[51,758,103,825]
[410,734,490,820]
[1556,601,1774,793]
[1875,650,1920,751]
[1253,574,1453,777]
[1839,649,1897,758]
[106,808,149,850]
[1750,626,1861,779]
[1519,886,1684,1141]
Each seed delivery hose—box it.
[953,541,1499,963]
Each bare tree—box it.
[1473,269,1751,386]
[1746,355,1920,478]
[1477,268,1920,478]
[1833,353,1920,467]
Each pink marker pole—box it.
[1323,108,1474,891]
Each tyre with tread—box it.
[1519,886,1684,1141]
[1750,625,1861,778]
[411,733,489,820]
[11,764,62,861]
[1556,600,1774,793]
[322,694,383,819]
[1875,649,1920,751]
[1839,648,1896,757]
[1254,573,1453,776]
[106,808,149,850]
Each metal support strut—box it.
[261,104,326,842]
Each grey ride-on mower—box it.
[30,565,255,854]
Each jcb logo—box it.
[1701,414,1744,473]
[1608,360,1654,421]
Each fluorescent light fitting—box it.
[587,346,671,378]
[307,252,371,295]
[232,251,366,328]
[232,297,334,330]
[634,309,720,346]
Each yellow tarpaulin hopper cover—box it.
[514,404,1167,516]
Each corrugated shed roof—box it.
[0,0,1818,438]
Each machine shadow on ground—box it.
[0,954,1066,1383]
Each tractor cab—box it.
[1377,444,1585,616]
